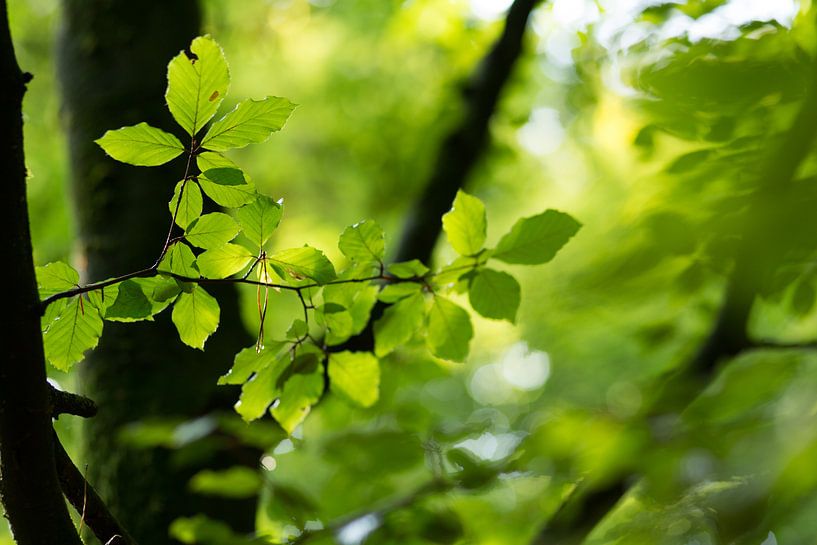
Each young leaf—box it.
[374,292,426,357]
[388,259,429,279]
[237,195,283,249]
[442,190,487,256]
[427,296,473,362]
[169,180,203,229]
[272,366,324,434]
[171,287,220,350]
[339,220,385,264]
[196,243,255,279]
[328,351,380,408]
[269,247,336,284]
[235,352,289,422]
[104,279,172,322]
[492,210,581,265]
[201,96,296,151]
[378,282,422,303]
[286,319,309,340]
[96,122,184,166]
[185,212,241,249]
[158,242,199,278]
[318,304,354,345]
[43,296,104,371]
[219,343,285,386]
[468,268,520,323]
[36,261,79,299]
[323,284,378,345]
[197,152,257,207]
[166,35,230,136]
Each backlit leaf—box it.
[171,288,220,350]
[185,212,240,249]
[427,296,472,362]
[43,296,104,371]
[328,351,380,408]
[166,35,229,136]
[468,268,520,323]
[339,220,385,264]
[269,246,336,284]
[237,195,283,249]
[196,243,255,279]
[442,190,487,256]
[374,292,426,357]
[170,180,203,229]
[96,123,184,166]
[492,210,581,265]
[272,365,324,434]
[201,96,295,151]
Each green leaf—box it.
[219,343,285,386]
[96,123,184,166]
[201,96,296,151]
[197,152,257,207]
[323,283,378,345]
[43,296,104,371]
[235,352,290,422]
[427,296,473,362]
[339,220,385,263]
[237,195,283,249]
[166,35,230,136]
[492,210,581,265]
[104,279,171,322]
[468,268,521,323]
[170,180,203,229]
[378,282,422,303]
[442,190,487,256]
[158,242,199,278]
[328,351,380,408]
[269,246,336,284]
[189,467,262,499]
[171,288,220,350]
[388,259,429,279]
[272,366,324,434]
[196,243,255,279]
[374,292,426,357]
[185,212,241,249]
[286,319,308,340]
[318,304,354,345]
[36,261,79,299]
[170,514,261,545]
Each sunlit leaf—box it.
[197,152,257,207]
[374,292,426,357]
[328,351,380,408]
[468,268,520,323]
[442,190,487,256]
[158,242,199,278]
[171,288,220,350]
[36,261,79,299]
[269,246,336,284]
[388,259,429,279]
[201,96,296,151]
[237,195,283,249]
[166,35,230,136]
[95,122,184,166]
[196,243,255,279]
[339,220,385,264]
[426,296,472,362]
[104,278,174,322]
[378,282,423,303]
[189,467,262,499]
[43,296,104,371]
[272,365,324,434]
[492,210,581,265]
[170,180,203,229]
[185,212,241,249]
[219,343,285,386]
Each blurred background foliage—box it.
[6,0,817,543]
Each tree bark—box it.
[0,1,83,543]
[57,2,256,543]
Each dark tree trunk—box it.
[57,2,256,543]
[0,1,82,543]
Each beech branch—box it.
[48,383,98,418]
[53,433,138,545]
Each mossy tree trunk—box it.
[57,2,257,543]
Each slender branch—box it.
[745,339,817,351]
[48,383,98,418]
[40,266,157,313]
[53,433,138,545]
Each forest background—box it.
[4,0,817,544]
